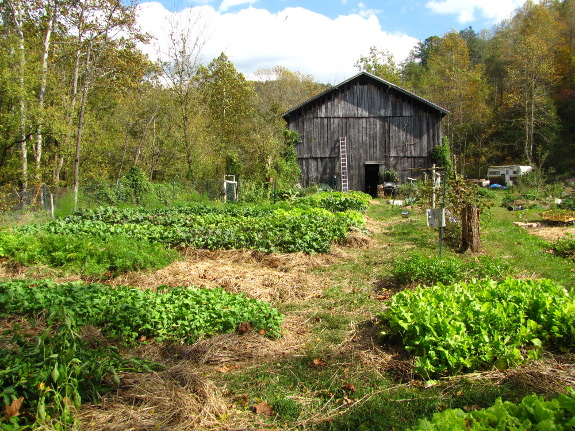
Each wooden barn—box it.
[282,72,448,196]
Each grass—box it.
[482,206,575,285]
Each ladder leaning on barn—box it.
[339,137,349,193]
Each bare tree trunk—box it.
[52,151,64,189]
[54,4,86,188]
[133,107,159,166]
[73,42,92,210]
[461,204,480,252]
[35,2,55,186]
[149,117,158,180]
[117,123,131,181]
[5,0,29,196]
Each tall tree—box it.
[492,1,560,165]
[354,46,402,84]
[161,8,207,180]
[1,0,30,194]
[63,0,142,207]
[253,66,325,117]
[551,0,575,171]
[418,31,491,173]
[197,53,259,179]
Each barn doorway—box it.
[364,163,380,197]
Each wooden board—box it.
[542,210,575,223]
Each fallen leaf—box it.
[258,329,267,335]
[216,365,235,373]
[238,322,253,334]
[252,402,274,416]
[342,396,354,405]
[4,397,24,419]
[310,357,328,367]
[341,383,356,392]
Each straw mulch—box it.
[110,248,346,305]
[496,354,575,395]
[78,363,226,431]
[77,311,312,430]
[143,310,308,363]
[528,225,575,242]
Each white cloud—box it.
[218,0,258,13]
[136,2,418,84]
[357,2,382,19]
[426,0,527,23]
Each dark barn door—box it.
[364,164,380,197]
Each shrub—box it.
[559,194,575,210]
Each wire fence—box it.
[0,177,302,217]
[0,180,225,214]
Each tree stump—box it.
[461,204,480,252]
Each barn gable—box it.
[282,72,448,195]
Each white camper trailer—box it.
[487,165,533,185]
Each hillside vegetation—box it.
[2,0,575,204]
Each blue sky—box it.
[135,0,529,83]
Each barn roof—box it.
[282,71,449,119]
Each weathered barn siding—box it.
[282,72,447,193]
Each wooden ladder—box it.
[339,137,349,193]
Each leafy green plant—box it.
[409,389,575,430]
[0,280,284,342]
[0,309,161,428]
[379,170,399,183]
[431,137,453,173]
[390,253,463,286]
[380,278,575,377]
[0,231,178,277]
[122,166,152,205]
[296,191,371,213]
[390,253,513,287]
[17,199,367,254]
